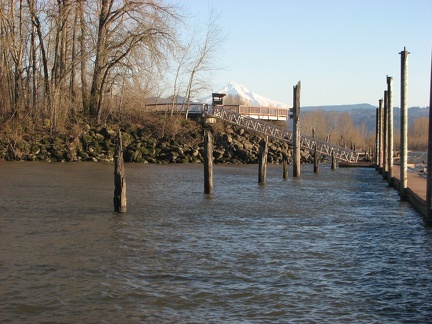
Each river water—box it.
[0,162,431,323]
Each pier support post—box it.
[387,76,394,186]
[283,158,288,179]
[293,81,301,177]
[114,131,127,213]
[331,150,336,170]
[378,99,384,173]
[382,91,388,180]
[426,53,432,221]
[258,137,268,183]
[313,145,319,173]
[400,48,409,201]
[375,107,379,169]
[204,130,213,194]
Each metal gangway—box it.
[204,105,360,163]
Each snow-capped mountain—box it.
[200,81,290,108]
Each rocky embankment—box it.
[0,121,315,164]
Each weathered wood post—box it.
[204,130,213,194]
[331,149,336,170]
[114,131,127,213]
[425,52,432,221]
[258,136,268,183]
[313,145,319,173]
[387,76,394,186]
[378,98,384,173]
[375,107,379,169]
[400,47,409,200]
[283,158,288,179]
[292,81,301,177]
[382,91,388,180]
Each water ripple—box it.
[0,163,431,322]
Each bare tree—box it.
[170,39,191,116]
[183,7,224,119]
[0,0,181,127]
[0,0,28,117]
[409,116,429,150]
[301,110,374,150]
[27,0,51,121]
[224,94,248,105]
[88,0,178,123]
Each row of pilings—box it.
[376,47,432,223]
[203,80,336,194]
[376,48,407,197]
[113,48,431,219]
[113,80,336,212]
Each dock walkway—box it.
[391,165,427,217]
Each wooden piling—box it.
[426,52,432,221]
[114,131,127,213]
[382,91,388,180]
[313,145,319,173]
[378,98,384,173]
[331,150,336,170]
[293,81,301,177]
[387,76,394,186]
[283,158,288,179]
[400,47,409,201]
[204,130,213,194]
[375,107,379,168]
[258,137,268,183]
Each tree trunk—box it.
[89,0,110,121]
[79,0,89,114]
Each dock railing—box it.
[206,105,360,163]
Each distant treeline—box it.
[301,110,429,151]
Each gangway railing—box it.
[205,105,360,163]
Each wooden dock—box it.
[390,165,427,217]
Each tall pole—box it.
[378,98,384,173]
[114,131,127,213]
[387,76,394,186]
[293,81,301,177]
[331,150,336,170]
[283,158,288,178]
[382,91,388,180]
[426,52,432,221]
[258,136,268,183]
[204,130,213,194]
[400,47,409,200]
[375,107,379,169]
[313,145,319,173]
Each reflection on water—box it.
[0,162,431,323]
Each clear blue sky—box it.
[173,0,431,107]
